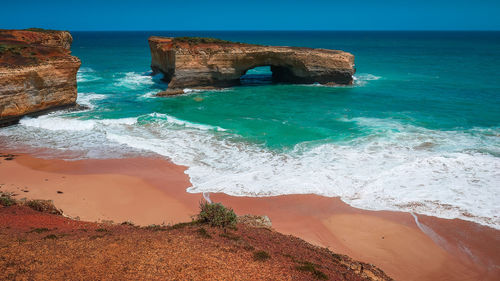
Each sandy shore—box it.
[0,152,498,281]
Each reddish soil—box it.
[0,205,392,281]
[0,29,72,67]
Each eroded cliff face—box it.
[0,29,81,126]
[149,37,355,93]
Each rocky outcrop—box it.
[0,29,81,126]
[149,37,355,93]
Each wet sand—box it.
[0,152,498,281]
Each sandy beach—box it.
[0,151,498,281]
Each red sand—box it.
[0,152,499,281]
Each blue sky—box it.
[2,0,499,31]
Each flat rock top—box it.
[0,29,76,68]
[149,36,348,55]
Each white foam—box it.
[353,73,382,86]
[77,67,102,83]
[20,116,96,131]
[113,72,155,90]
[19,115,137,132]
[105,117,499,229]
[183,88,202,94]
[138,91,157,99]
[149,113,227,131]
[3,113,499,229]
[76,93,107,109]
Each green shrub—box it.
[295,262,328,280]
[197,202,237,228]
[25,200,62,215]
[196,228,212,239]
[144,224,168,231]
[0,194,16,207]
[171,221,197,229]
[253,250,270,261]
[173,37,237,44]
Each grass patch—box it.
[171,221,197,229]
[25,28,56,32]
[144,224,168,231]
[0,194,16,207]
[121,221,135,227]
[43,234,58,240]
[173,37,238,44]
[196,228,212,239]
[28,228,50,234]
[197,201,237,228]
[95,228,108,232]
[253,250,271,262]
[331,252,343,262]
[295,262,328,280]
[25,200,62,215]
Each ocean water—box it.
[1,31,499,228]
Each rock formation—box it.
[0,29,81,126]
[149,37,355,94]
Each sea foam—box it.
[77,67,102,83]
[353,73,382,86]
[3,113,499,229]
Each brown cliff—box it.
[0,29,81,126]
[149,37,355,93]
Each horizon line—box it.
[65,29,500,32]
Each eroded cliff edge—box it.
[0,29,81,126]
[149,37,355,93]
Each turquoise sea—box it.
[1,31,499,228]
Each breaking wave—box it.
[353,73,382,86]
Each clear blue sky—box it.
[2,0,499,31]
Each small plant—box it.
[95,228,108,232]
[295,262,328,280]
[253,250,271,262]
[196,228,212,239]
[145,224,168,231]
[0,194,16,207]
[25,200,62,215]
[170,221,197,229]
[43,234,58,240]
[197,201,237,228]
[121,221,135,227]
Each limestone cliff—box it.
[0,29,81,126]
[149,36,355,93]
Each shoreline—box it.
[0,151,499,280]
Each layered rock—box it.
[0,29,81,126]
[149,37,355,93]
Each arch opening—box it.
[238,63,305,86]
[239,66,273,85]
